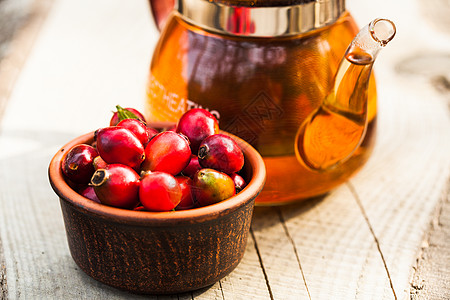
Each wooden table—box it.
[0,0,449,299]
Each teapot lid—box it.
[178,0,345,37]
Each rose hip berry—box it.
[90,164,140,208]
[230,173,247,193]
[192,168,236,207]
[61,144,98,183]
[198,134,244,174]
[96,126,145,170]
[79,185,101,203]
[117,118,152,147]
[139,172,182,211]
[147,126,159,140]
[176,108,219,154]
[181,155,202,178]
[133,205,147,211]
[141,131,191,175]
[110,105,146,126]
[175,176,196,210]
[63,105,249,212]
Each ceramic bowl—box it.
[48,131,265,294]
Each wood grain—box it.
[411,185,450,299]
[0,238,6,299]
[0,0,448,299]
[251,207,310,299]
[346,75,450,299]
[280,187,394,299]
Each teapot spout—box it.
[295,18,396,171]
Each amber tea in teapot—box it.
[146,0,396,205]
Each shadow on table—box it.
[251,194,327,231]
[69,258,156,299]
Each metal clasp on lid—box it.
[177,0,345,37]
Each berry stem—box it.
[116,105,140,122]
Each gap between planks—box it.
[250,228,276,300]
[252,185,400,300]
[347,182,398,300]
[277,209,312,300]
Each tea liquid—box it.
[295,51,374,171]
[146,11,377,204]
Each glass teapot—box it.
[146,0,396,205]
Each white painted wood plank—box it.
[348,80,450,299]
[193,282,224,300]
[347,1,450,298]
[279,186,394,300]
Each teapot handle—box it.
[149,0,175,31]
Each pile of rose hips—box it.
[61,106,247,211]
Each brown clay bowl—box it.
[48,131,265,294]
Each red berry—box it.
[133,205,147,211]
[175,176,196,210]
[139,172,182,211]
[147,126,159,140]
[230,173,247,193]
[176,108,219,154]
[117,118,151,147]
[192,168,236,207]
[96,126,145,170]
[141,131,191,175]
[181,155,202,178]
[90,164,140,209]
[61,144,98,183]
[110,105,146,126]
[198,134,244,174]
[79,186,101,203]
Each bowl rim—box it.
[48,131,266,226]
